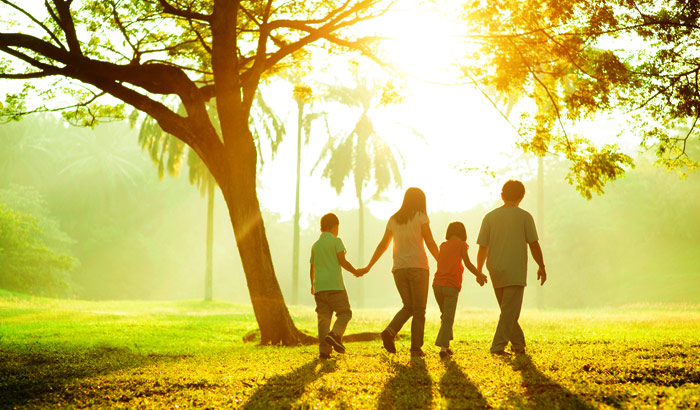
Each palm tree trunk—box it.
[204,172,215,301]
[291,99,304,305]
[357,192,365,308]
[536,155,544,309]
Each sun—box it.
[371,1,468,82]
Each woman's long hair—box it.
[392,187,427,225]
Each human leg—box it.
[490,286,525,353]
[314,292,333,355]
[329,290,352,338]
[434,285,459,348]
[509,299,526,352]
[407,268,430,352]
[433,285,445,346]
[387,269,414,335]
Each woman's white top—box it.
[387,211,430,272]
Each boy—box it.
[476,180,547,356]
[310,213,364,359]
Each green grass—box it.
[1,290,700,409]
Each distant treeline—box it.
[1,116,699,308]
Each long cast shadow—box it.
[241,357,337,410]
[439,358,490,410]
[0,345,186,409]
[376,356,433,410]
[508,354,595,409]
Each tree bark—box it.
[214,125,313,345]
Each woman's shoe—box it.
[381,329,397,353]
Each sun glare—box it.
[375,2,467,82]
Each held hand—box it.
[476,273,488,287]
[311,286,315,295]
[355,267,369,277]
[537,266,547,286]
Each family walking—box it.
[309,180,547,359]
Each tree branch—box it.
[0,71,54,79]
[0,0,66,50]
[507,37,573,154]
[158,0,212,22]
[50,0,82,55]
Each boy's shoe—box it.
[325,332,346,354]
[319,352,332,360]
[439,348,454,359]
[381,329,397,354]
[410,349,426,357]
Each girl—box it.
[433,221,488,358]
[363,187,439,357]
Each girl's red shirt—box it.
[432,239,468,290]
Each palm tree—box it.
[58,123,145,218]
[0,115,62,189]
[314,73,404,306]
[139,93,283,301]
[289,83,326,305]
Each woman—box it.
[362,187,439,357]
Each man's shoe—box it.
[325,332,346,354]
[319,352,332,360]
[491,350,511,356]
[512,347,526,355]
[381,329,396,354]
[410,349,426,357]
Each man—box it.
[477,180,547,355]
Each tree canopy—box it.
[0,0,390,345]
[461,0,700,197]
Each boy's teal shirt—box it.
[310,232,346,292]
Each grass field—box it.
[1,290,700,409]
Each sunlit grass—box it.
[1,291,699,409]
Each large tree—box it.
[138,94,283,301]
[460,0,700,197]
[0,0,387,345]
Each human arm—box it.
[364,226,393,271]
[462,246,487,286]
[528,241,547,285]
[421,223,439,262]
[477,245,488,273]
[337,251,359,276]
[310,264,315,295]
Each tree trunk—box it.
[536,155,544,309]
[215,132,312,345]
[357,192,365,308]
[204,172,215,302]
[291,99,304,305]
